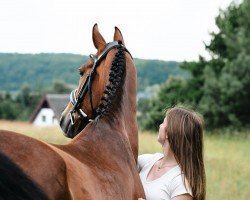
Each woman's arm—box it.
[172,194,192,200]
[138,194,192,200]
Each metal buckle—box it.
[70,89,77,106]
[70,112,75,125]
[79,109,87,118]
[89,54,96,60]
[68,42,127,126]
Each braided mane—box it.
[96,45,126,118]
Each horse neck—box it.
[108,55,138,160]
[99,55,138,161]
[72,55,138,162]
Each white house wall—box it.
[33,108,59,126]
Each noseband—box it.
[69,41,131,125]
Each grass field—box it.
[0,120,249,200]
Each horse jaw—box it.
[59,106,88,138]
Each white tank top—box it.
[138,153,192,200]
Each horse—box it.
[0,24,145,200]
[0,151,49,200]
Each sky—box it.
[0,0,235,61]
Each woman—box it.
[138,106,206,200]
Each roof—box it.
[29,94,69,122]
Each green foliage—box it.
[180,57,207,105]
[200,0,250,128]
[0,53,187,92]
[0,87,41,121]
[0,53,188,121]
[47,80,72,94]
[135,59,188,91]
[206,53,250,127]
[0,93,20,120]
[141,0,250,130]
[0,53,87,92]
[138,77,188,131]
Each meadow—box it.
[0,120,249,200]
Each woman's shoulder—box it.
[138,152,163,158]
[138,153,163,163]
[168,172,193,198]
[137,153,163,171]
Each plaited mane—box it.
[96,45,125,118]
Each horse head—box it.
[0,24,144,199]
[60,24,133,139]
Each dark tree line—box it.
[139,0,250,130]
[0,80,71,120]
[0,53,185,92]
[0,86,40,120]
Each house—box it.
[30,94,69,126]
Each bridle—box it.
[69,41,132,125]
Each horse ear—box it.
[114,26,125,45]
[92,24,106,51]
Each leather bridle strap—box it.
[69,41,131,125]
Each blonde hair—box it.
[165,106,206,200]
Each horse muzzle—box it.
[59,114,78,138]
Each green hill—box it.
[0,53,188,92]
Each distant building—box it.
[137,91,155,100]
[30,94,69,126]
[137,85,159,101]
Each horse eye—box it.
[78,68,84,77]
[79,71,84,77]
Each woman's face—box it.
[158,116,172,155]
[157,117,168,146]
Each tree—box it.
[0,93,20,120]
[200,0,250,128]
[51,80,71,94]
[141,77,189,131]
[142,0,250,130]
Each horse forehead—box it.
[100,49,117,64]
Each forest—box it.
[0,53,187,120]
[0,53,186,92]
[1,0,250,132]
[138,0,250,131]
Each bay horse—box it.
[0,24,145,199]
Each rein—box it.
[69,41,131,125]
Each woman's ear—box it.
[92,24,106,51]
[113,26,125,45]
